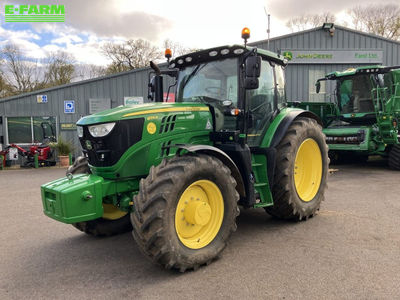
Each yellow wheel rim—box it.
[102,203,127,220]
[175,180,224,249]
[294,138,323,202]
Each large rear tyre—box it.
[388,145,400,170]
[69,156,132,237]
[266,117,329,220]
[131,154,239,272]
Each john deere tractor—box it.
[41,30,328,271]
[301,66,400,168]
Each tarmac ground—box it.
[0,158,399,299]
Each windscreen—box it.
[176,58,238,107]
[338,74,374,113]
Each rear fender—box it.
[260,109,323,186]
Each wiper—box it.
[181,63,207,90]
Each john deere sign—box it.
[4,4,65,22]
[282,50,383,64]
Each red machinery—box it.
[0,143,56,168]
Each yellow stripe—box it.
[123,107,209,117]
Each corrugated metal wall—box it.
[252,26,400,102]
[1,26,400,156]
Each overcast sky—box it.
[0,0,398,65]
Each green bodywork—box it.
[294,66,400,156]
[40,45,316,224]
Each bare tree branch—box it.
[286,12,336,32]
[348,4,400,40]
[0,44,44,95]
[43,50,75,86]
[101,39,162,74]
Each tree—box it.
[0,43,44,95]
[163,39,198,58]
[43,51,75,86]
[101,39,161,74]
[286,12,336,32]
[0,71,12,98]
[74,64,107,81]
[348,4,400,40]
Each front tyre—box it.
[266,117,329,220]
[131,154,239,272]
[69,156,132,237]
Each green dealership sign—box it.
[4,4,65,22]
[282,50,383,64]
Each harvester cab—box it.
[41,28,329,271]
[315,66,400,168]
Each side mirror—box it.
[148,75,163,102]
[316,81,321,94]
[244,56,261,90]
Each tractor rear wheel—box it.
[69,156,132,237]
[266,117,329,220]
[131,154,239,272]
[388,145,400,170]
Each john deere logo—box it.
[85,140,92,150]
[4,4,65,22]
[283,51,293,61]
[147,122,157,134]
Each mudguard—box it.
[172,144,246,198]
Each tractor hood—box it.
[77,102,210,125]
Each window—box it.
[246,60,275,146]
[338,75,374,113]
[309,70,326,102]
[7,116,56,144]
[176,58,238,106]
[275,65,286,108]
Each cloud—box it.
[266,0,400,21]
[51,34,83,45]
[6,0,172,41]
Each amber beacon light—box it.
[241,27,250,46]
[165,48,172,62]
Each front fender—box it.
[172,144,246,198]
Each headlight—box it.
[77,126,83,138]
[88,122,116,137]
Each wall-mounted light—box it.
[322,23,335,37]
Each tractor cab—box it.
[150,44,288,148]
[316,66,399,125]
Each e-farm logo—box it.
[4,4,65,22]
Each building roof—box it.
[250,24,400,47]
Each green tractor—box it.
[308,66,400,168]
[41,32,329,271]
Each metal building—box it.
[252,24,400,102]
[1,24,400,160]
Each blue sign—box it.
[37,95,47,103]
[64,100,75,113]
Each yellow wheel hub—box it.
[294,138,323,202]
[175,180,224,249]
[102,203,127,220]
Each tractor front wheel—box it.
[266,117,329,220]
[69,156,132,237]
[131,154,239,272]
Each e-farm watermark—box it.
[4,4,65,22]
